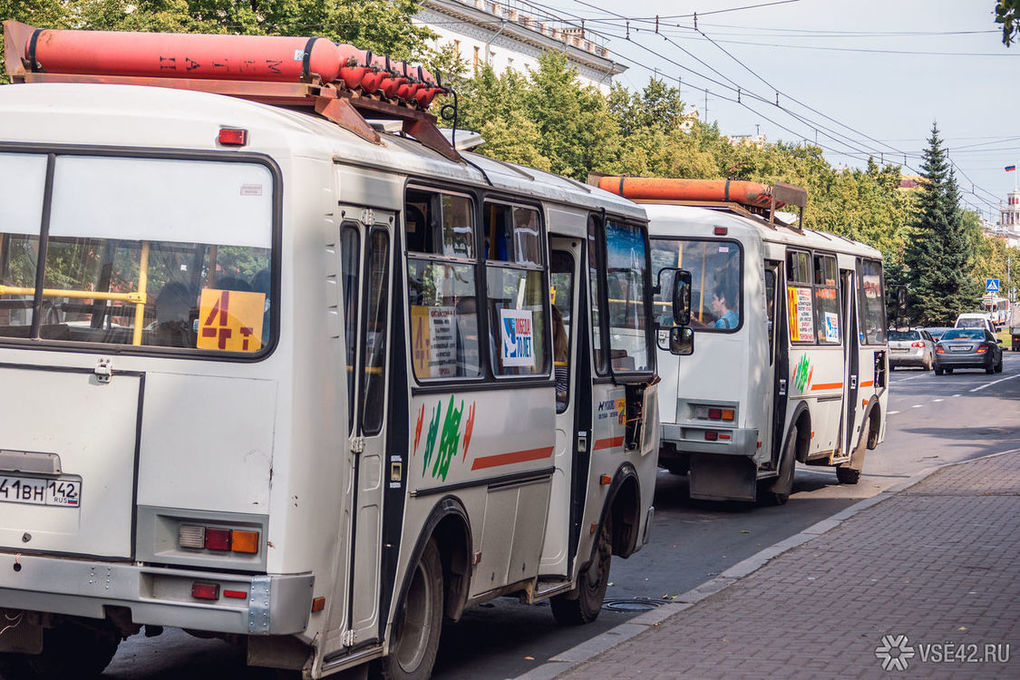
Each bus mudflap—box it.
[688,454,757,502]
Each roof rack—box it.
[2,20,462,163]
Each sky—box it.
[529,0,1019,223]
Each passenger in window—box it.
[213,276,251,292]
[154,281,196,347]
[552,305,569,411]
[711,283,739,329]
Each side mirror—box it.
[671,269,693,326]
[669,326,694,356]
[656,267,692,327]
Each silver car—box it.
[888,328,935,370]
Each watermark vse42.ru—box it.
[875,634,1011,671]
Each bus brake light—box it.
[205,528,232,551]
[705,431,718,441]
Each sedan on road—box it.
[888,328,936,370]
[933,328,1004,375]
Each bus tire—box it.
[0,620,119,680]
[551,514,612,626]
[760,428,797,506]
[382,539,443,680]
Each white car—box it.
[955,313,995,335]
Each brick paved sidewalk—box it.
[558,452,1020,679]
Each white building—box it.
[988,189,1020,248]
[415,0,626,93]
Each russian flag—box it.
[1007,165,1017,172]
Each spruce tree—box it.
[902,123,982,324]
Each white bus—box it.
[592,177,889,503]
[0,26,661,680]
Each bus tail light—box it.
[205,528,232,551]
[698,405,735,421]
[705,431,718,441]
[178,525,205,549]
[223,589,248,599]
[178,524,260,555]
[231,530,260,554]
[191,583,220,600]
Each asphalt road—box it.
[98,353,1020,680]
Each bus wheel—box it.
[1,620,120,679]
[837,418,870,485]
[551,514,612,626]
[760,429,797,505]
[383,539,443,680]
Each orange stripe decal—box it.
[860,380,874,387]
[471,446,554,470]
[811,382,843,391]
[593,436,625,450]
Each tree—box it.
[901,123,983,324]
[2,0,435,83]
[996,0,1020,46]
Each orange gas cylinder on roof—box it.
[594,176,782,210]
[26,27,344,82]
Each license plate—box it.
[0,475,80,507]
[891,348,908,352]
[950,346,970,352]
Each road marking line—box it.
[933,398,943,402]
[952,394,961,397]
[888,410,901,415]
[969,373,1020,393]
[911,404,923,408]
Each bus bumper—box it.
[660,424,758,456]
[0,551,313,635]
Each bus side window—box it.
[550,251,574,412]
[405,187,481,380]
[340,225,360,432]
[362,229,390,435]
[484,201,548,376]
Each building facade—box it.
[987,189,1020,248]
[415,0,626,92]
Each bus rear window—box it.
[651,237,742,332]
[0,154,275,354]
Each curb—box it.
[513,447,1020,680]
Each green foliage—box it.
[1,0,434,83]
[996,0,1020,46]
[902,124,983,324]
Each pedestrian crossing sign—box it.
[986,278,1000,292]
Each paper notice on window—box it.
[824,312,840,342]
[787,286,813,342]
[500,308,535,367]
[197,289,264,352]
[411,305,457,377]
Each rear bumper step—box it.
[0,551,312,635]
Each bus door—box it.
[766,260,789,469]
[836,267,860,462]
[337,209,394,649]
[542,239,582,578]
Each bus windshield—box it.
[604,220,652,373]
[651,237,741,332]
[0,153,274,354]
